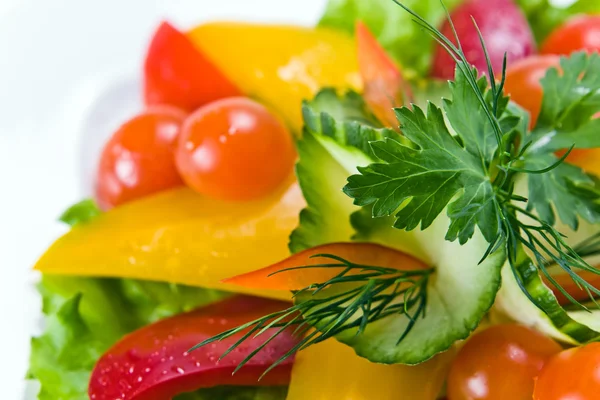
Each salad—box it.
[27,0,600,399]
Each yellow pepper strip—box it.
[188,22,361,132]
[34,180,304,301]
[286,339,456,400]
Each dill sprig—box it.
[189,254,432,377]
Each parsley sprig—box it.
[345,0,600,309]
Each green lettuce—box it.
[318,0,463,77]
[29,275,231,400]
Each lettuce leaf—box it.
[28,275,231,400]
[318,0,463,77]
[516,0,600,43]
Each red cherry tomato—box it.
[89,296,300,400]
[175,97,296,201]
[447,324,562,400]
[144,21,242,111]
[542,15,600,56]
[534,343,600,400]
[504,55,561,126]
[356,21,408,127]
[94,106,186,210]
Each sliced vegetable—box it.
[224,242,427,291]
[290,89,505,364]
[175,97,295,201]
[289,89,396,253]
[494,247,600,345]
[533,343,600,400]
[94,106,186,210]
[340,209,505,364]
[35,181,305,300]
[286,339,456,400]
[187,23,360,131]
[447,324,561,400]
[144,22,242,112]
[542,15,600,55]
[318,0,464,77]
[89,296,298,400]
[432,0,536,80]
[546,270,600,306]
[356,21,406,127]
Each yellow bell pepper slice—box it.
[34,180,304,300]
[286,339,456,400]
[188,22,361,131]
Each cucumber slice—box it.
[494,177,600,343]
[341,208,505,364]
[495,252,600,344]
[292,89,505,364]
[289,89,393,252]
[289,131,372,252]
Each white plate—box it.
[0,1,324,398]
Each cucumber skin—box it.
[495,248,600,344]
[343,210,505,364]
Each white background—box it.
[0,0,576,398]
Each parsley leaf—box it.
[443,71,507,164]
[524,154,600,230]
[521,52,600,229]
[344,102,500,244]
[530,52,600,153]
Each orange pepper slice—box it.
[356,21,409,128]
[224,242,428,291]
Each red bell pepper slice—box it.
[143,21,242,112]
[224,243,428,291]
[356,21,409,128]
[89,296,299,400]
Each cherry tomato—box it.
[144,22,242,112]
[534,343,600,400]
[504,55,561,126]
[94,106,186,210]
[89,296,300,400]
[447,324,562,400]
[175,97,295,201]
[542,15,600,56]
